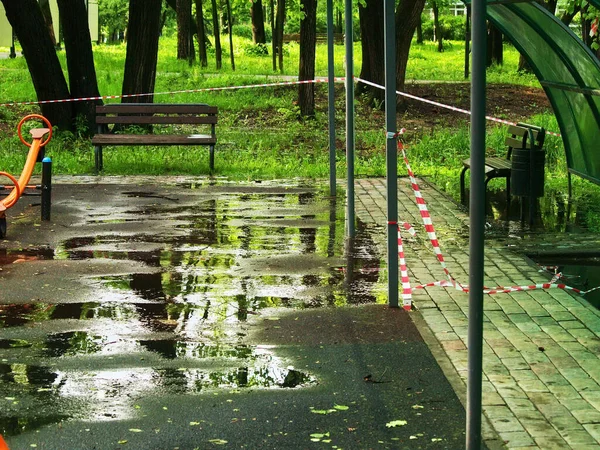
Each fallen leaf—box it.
[128,429,143,433]
[386,420,408,428]
[208,439,228,445]
[334,404,349,411]
[118,440,128,444]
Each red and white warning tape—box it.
[2,76,561,139]
[393,130,600,305]
[356,77,561,138]
[0,77,346,108]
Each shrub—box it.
[233,24,272,42]
[243,43,269,56]
[421,14,466,41]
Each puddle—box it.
[0,248,54,266]
[472,189,600,235]
[530,254,600,308]
[0,181,380,434]
[461,188,600,310]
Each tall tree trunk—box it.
[357,0,385,105]
[122,0,162,104]
[416,14,423,44]
[270,0,276,71]
[39,0,57,46]
[57,0,102,136]
[486,23,502,66]
[226,0,235,70]
[395,0,426,100]
[581,11,600,59]
[251,0,267,43]
[275,0,286,72]
[298,0,317,116]
[211,0,222,69]
[1,0,72,131]
[432,2,443,52]
[177,0,194,62]
[560,4,579,26]
[358,0,424,106]
[195,0,208,67]
[335,9,342,34]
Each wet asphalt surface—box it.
[0,178,467,449]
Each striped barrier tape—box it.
[393,130,600,302]
[2,76,561,139]
[356,77,561,138]
[0,77,347,108]
[389,220,413,310]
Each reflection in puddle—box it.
[0,248,54,266]
[531,255,600,308]
[0,182,379,435]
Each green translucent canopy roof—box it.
[466,0,600,185]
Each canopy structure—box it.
[467,0,600,185]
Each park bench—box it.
[92,103,218,173]
[459,122,546,206]
[282,33,344,44]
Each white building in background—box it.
[0,0,99,51]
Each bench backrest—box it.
[505,123,545,159]
[282,33,344,44]
[96,103,218,126]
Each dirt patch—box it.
[0,83,552,139]
[399,82,552,129]
[347,82,552,131]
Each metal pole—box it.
[41,157,52,221]
[344,0,355,238]
[384,0,398,308]
[467,0,486,446]
[465,6,470,79]
[327,0,336,197]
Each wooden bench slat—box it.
[93,103,218,173]
[96,104,218,114]
[96,116,218,125]
[505,136,542,149]
[92,134,216,145]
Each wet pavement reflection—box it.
[0,181,383,435]
[463,188,600,306]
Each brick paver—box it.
[356,178,600,449]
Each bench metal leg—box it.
[460,166,468,205]
[94,145,103,174]
[506,176,511,210]
[209,145,215,173]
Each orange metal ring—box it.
[17,114,53,148]
[0,171,21,199]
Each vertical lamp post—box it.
[384,0,398,308]
[467,0,486,447]
[344,0,355,238]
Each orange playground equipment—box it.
[0,114,53,238]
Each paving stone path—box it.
[356,177,600,449]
